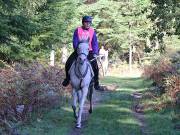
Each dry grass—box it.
[100,63,143,78]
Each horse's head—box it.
[77,42,89,65]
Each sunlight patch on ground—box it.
[116,107,132,113]
[62,107,73,112]
[99,104,119,108]
[116,88,137,91]
[118,118,139,125]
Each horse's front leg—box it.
[72,89,78,120]
[76,87,88,128]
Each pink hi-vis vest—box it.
[77,27,94,51]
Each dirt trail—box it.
[132,92,152,135]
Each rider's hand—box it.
[93,54,98,58]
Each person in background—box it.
[99,45,109,75]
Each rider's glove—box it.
[93,54,98,58]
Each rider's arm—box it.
[73,28,79,50]
[92,31,99,55]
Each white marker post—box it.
[50,49,55,66]
[61,46,68,64]
[128,22,132,73]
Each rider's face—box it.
[82,21,91,29]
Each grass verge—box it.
[17,106,73,135]
[82,76,151,135]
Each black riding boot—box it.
[62,51,77,87]
[62,69,70,87]
[88,52,104,91]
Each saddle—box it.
[68,60,94,79]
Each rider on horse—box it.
[62,15,104,91]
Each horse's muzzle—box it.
[79,58,87,64]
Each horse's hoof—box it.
[89,109,92,114]
[75,124,81,129]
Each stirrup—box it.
[62,79,69,87]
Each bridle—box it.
[74,52,89,89]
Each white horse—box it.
[69,42,94,128]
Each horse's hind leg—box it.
[89,84,93,114]
[72,89,78,119]
[76,87,88,128]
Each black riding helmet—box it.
[82,16,92,23]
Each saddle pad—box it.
[68,61,94,78]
